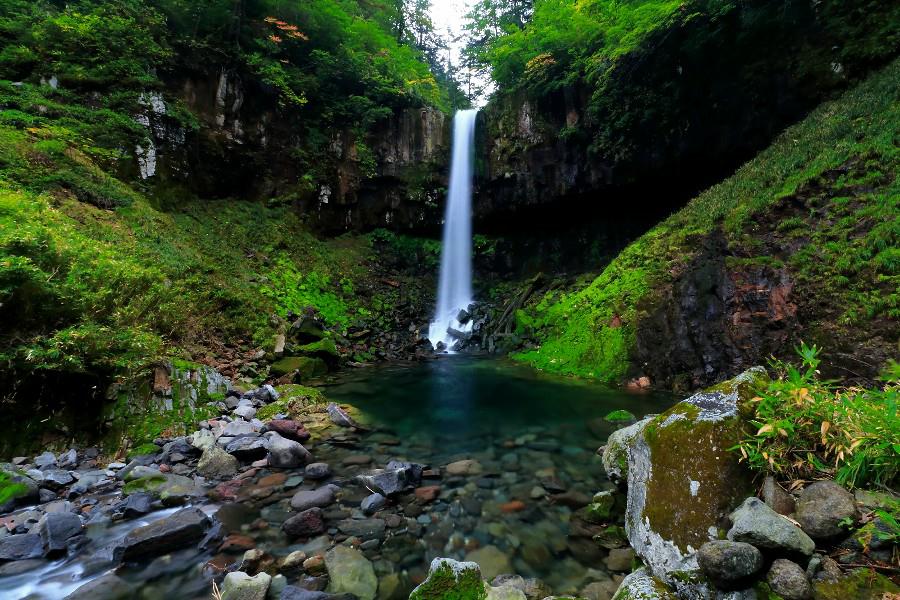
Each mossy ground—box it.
[513,57,900,383]
[257,385,327,420]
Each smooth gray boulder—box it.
[197,446,239,478]
[290,487,335,512]
[727,497,815,556]
[696,540,763,589]
[360,493,386,515]
[325,545,377,600]
[795,480,858,540]
[767,559,812,600]
[226,436,269,461]
[304,463,331,480]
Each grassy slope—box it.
[0,118,385,382]
[513,57,900,382]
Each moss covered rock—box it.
[410,557,487,600]
[611,569,678,600]
[605,368,766,596]
[270,356,329,380]
[295,338,339,364]
[0,466,39,513]
[813,569,899,600]
[122,472,200,505]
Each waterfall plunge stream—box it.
[428,109,478,350]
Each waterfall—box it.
[428,109,478,351]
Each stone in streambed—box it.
[40,468,75,490]
[327,403,358,428]
[727,497,815,556]
[446,460,482,476]
[0,533,43,560]
[337,518,385,540]
[64,574,136,599]
[795,480,858,540]
[767,559,812,600]
[283,508,325,538]
[410,557,486,600]
[117,506,210,561]
[38,512,83,556]
[266,432,311,468]
[605,547,636,572]
[221,571,272,600]
[361,493,386,515]
[266,419,311,442]
[114,492,153,519]
[357,468,409,496]
[305,463,331,480]
[226,436,270,461]
[0,465,40,512]
[325,545,378,600]
[198,446,240,478]
[465,545,512,581]
[696,540,763,589]
[611,569,677,600]
[122,472,199,505]
[290,487,335,511]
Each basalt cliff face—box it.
[133,66,450,233]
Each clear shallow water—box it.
[1,358,675,599]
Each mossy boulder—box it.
[122,472,200,506]
[813,569,899,600]
[604,368,767,596]
[410,557,488,600]
[257,385,327,420]
[270,356,329,380]
[611,569,678,600]
[0,466,39,513]
[602,417,653,485]
[295,338,340,364]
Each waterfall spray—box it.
[428,109,478,350]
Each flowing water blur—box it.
[428,109,478,349]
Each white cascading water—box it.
[428,109,478,350]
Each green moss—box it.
[270,356,329,379]
[257,385,327,420]
[127,443,160,459]
[122,474,167,495]
[813,569,899,600]
[409,560,487,600]
[605,410,637,423]
[513,57,900,382]
[0,471,29,506]
[295,338,340,360]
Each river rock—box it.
[465,545,513,580]
[290,487,335,511]
[767,559,812,600]
[226,436,270,461]
[410,557,485,600]
[361,493,386,515]
[727,497,815,556]
[64,573,136,599]
[266,420,311,442]
[266,432,311,468]
[223,420,260,437]
[337,518,386,540]
[326,403,356,428]
[696,540,763,589]
[198,446,240,478]
[38,511,83,555]
[123,472,199,505]
[41,468,75,490]
[118,506,210,560]
[611,568,677,599]
[601,417,653,485]
[305,463,331,480]
[795,480,858,540]
[325,545,378,600]
[0,533,43,560]
[114,492,153,519]
[761,476,796,516]
[283,508,325,538]
[358,468,409,496]
[34,451,57,469]
[607,368,765,595]
[0,465,39,512]
[190,429,217,451]
[68,470,109,497]
[222,571,272,600]
[487,584,527,600]
[446,459,482,476]
[605,547,636,572]
[234,405,257,421]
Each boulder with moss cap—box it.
[604,367,767,597]
[410,557,488,600]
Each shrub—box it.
[736,343,899,489]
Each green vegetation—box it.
[513,57,900,382]
[258,384,327,420]
[0,470,27,506]
[736,344,898,489]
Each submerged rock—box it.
[325,545,378,600]
[290,487,336,512]
[283,508,325,538]
[602,368,766,595]
[465,545,512,581]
